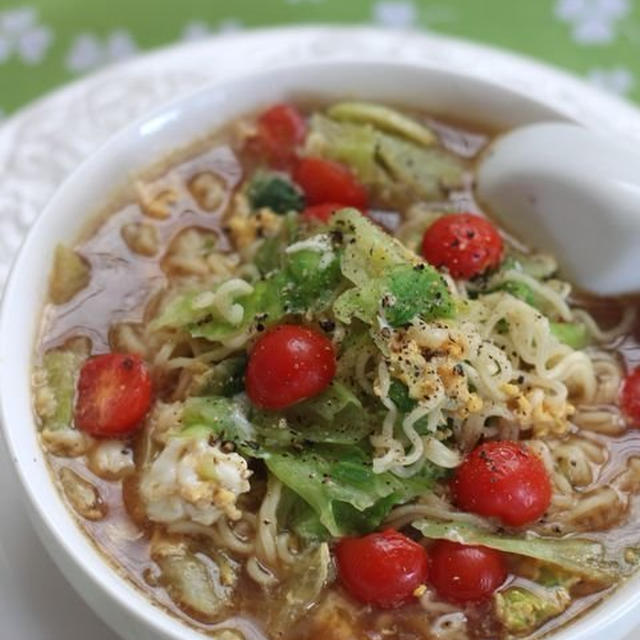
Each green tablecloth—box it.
[0,0,638,120]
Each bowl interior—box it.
[1,59,639,640]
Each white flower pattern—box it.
[587,66,634,94]
[65,30,138,73]
[0,6,52,65]
[555,0,630,44]
[180,18,243,42]
[372,1,417,29]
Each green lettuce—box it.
[327,101,437,146]
[188,355,247,397]
[250,381,378,447]
[412,519,618,585]
[495,584,572,636]
[37,349,86,431]
[179,388,444,538]
[375,131,465,199]
[182,381,377,451]
[181,396,255,446]
[253,211,299,276]
[268,444,445,537]
[269,542,331,633]
[150,245,342,342]
[550,321,590,350]
[331,209,454,327]
[307,114,465,201]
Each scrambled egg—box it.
[383,312,575,439]
[140,435,251,526]
[225,193,283,249]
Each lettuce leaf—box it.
[250,381,378,447]
[253,210,299,276]
[37,349,86,431]
[268,444,445,537]
[412,519,618,585]
[495,584,571,636]
[183,381,377,451]
[327,101,437,146]
[331,209,453,327]
[181,396,256,446]
[269,542,332,633]
[150,245,342,342]
[375,132,465,199]
[180,390,444,538]
[550,322,590,350]
[307,114,465,201]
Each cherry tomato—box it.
[451,441,551,527]
[255,103,307,168]
[245,324,336,410]
[75,353,152,437]
[429,540,507,603]
[621,367,640,426]
[336,529,429,609]
[421,213,503,279]
[293,156,368,209]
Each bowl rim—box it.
[2,40,640,640]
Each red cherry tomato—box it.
[621,367,640,426]
[293,156,368,209]
[429,540,507,603]
[421,213,503,279]
[451,441,551,527]
[255,103,307,168]
[336,529,429,609]
[246,324,336,410]
[75,353,152,437]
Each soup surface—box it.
[33,99,640,640]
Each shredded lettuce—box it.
[188,356,247,397]
[550,321,590,350]
[49,244,91,305]
[150,247,342,341]
[268,445,444,537]
[270,542,331,633]
[307,114,381,183]
[183,381,377,451]
[250,381,377,447]
[495,584,572,636]
[307,114,465,201]
[375,132,465,199]
[331,209,454,327]
[178,387,444,538]
[412,519,618,585]
[37,349,85,431]
[284,247,342,313]
[181,396,256,445]
[254,211,299,276]
[327,101,437,147]
[497,280,538,308]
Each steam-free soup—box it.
[33,100,640,640]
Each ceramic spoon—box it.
[475,122,640,296]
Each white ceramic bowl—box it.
[1,59,640,640]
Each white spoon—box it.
[475,122,640,296]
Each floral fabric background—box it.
[0,0,638,121]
